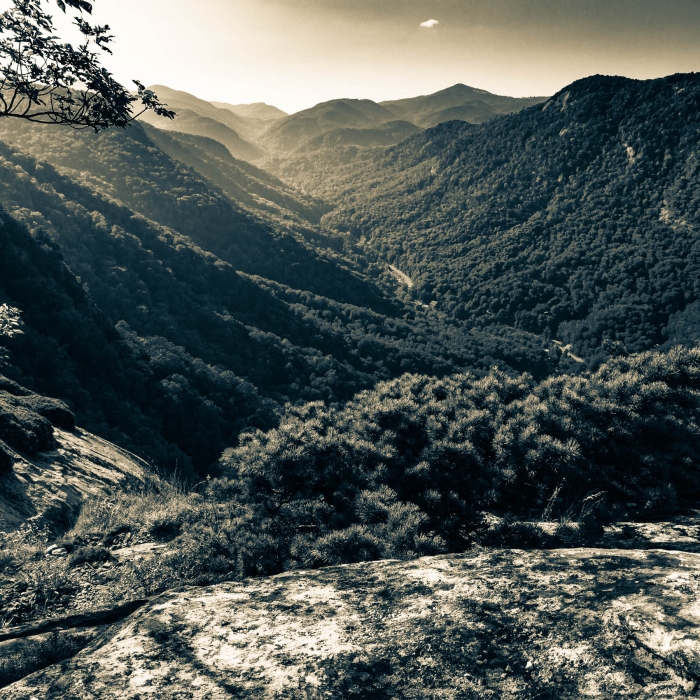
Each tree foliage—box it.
[0,0,173,129]
[219,345,700,568]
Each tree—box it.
[0,0,174,130]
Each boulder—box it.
[0,427,147,532]
[5,547,700,698]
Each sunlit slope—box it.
[0,118,381,308]
[141,124,328,224]
[138,107,263,162]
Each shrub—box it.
[0,549,15,572]
[0,399,54,455]
[19,395,75,431]
[68,545,112,567]
[0,438,12,472]
[478,519,555,549]
[311,525,385,566]
[221,345,700,561]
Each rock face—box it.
[6,548,700,698]
[0,428,147,532]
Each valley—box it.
[1,65,700,697]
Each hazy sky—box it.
[64,0,700,112]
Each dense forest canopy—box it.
[0,120,547,475]
[0,71,699,536]
[278,73,700,371]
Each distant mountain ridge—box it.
[261,85,547,154]
[144,85,270,141]
[139,84,545,160]
[211,101,288,120]
[261,98,401,152]
[139,85,281,162]
[380,83,547,127]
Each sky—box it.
[51,0,700,113]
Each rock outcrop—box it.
[0,427,147,532]
[6,547,700,698]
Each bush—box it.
[19,395,75,431]
[0,399,54,456]
[478,519,555,549]
[0,549,15,572]
[221,345,700,560]
[311,525,385,567]
[0,438,12,472]
[68,545,112,567]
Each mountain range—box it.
[3,70,700,693]
[379,83,546,127]
[1,73,699,474]
[138,82,546,160]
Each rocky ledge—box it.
[6,547,700,698]
[0,427,147,532]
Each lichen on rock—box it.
[6,547,700,698]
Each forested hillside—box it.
[137,85,273,161]
[309,73,700,369]
[140,124,328,224]
[1,72,699,496]
[0,122,548,475]
[139,108,264,162]
[0,119,380,309]
[299,120,423,153]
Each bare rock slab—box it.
[0,428,147,532]
[6,548,700,698]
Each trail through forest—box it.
[388,264,414,287]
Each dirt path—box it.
[388,264,414,288]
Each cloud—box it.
[419,19,439,29]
